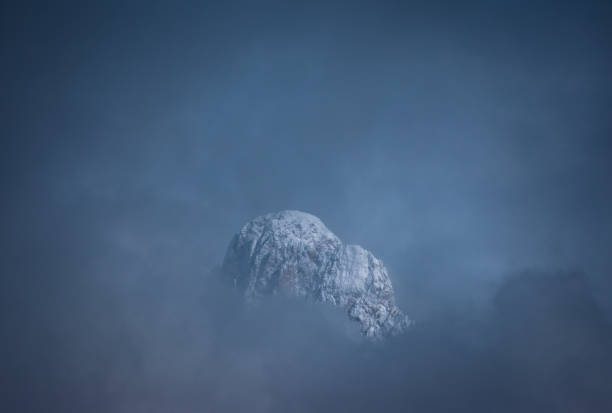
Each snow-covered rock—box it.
[221,210,411,340]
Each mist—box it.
[2,0,612,411]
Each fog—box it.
[2,0,612,411]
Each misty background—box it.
[2,0,612,411]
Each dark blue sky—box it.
[2,1,612,411]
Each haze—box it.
[2,1,612,411]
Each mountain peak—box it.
[222,211,412,339]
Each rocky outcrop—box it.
[221,210,411,339]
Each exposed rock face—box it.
[222,210,411,339]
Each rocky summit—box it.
[221,210,412,340]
